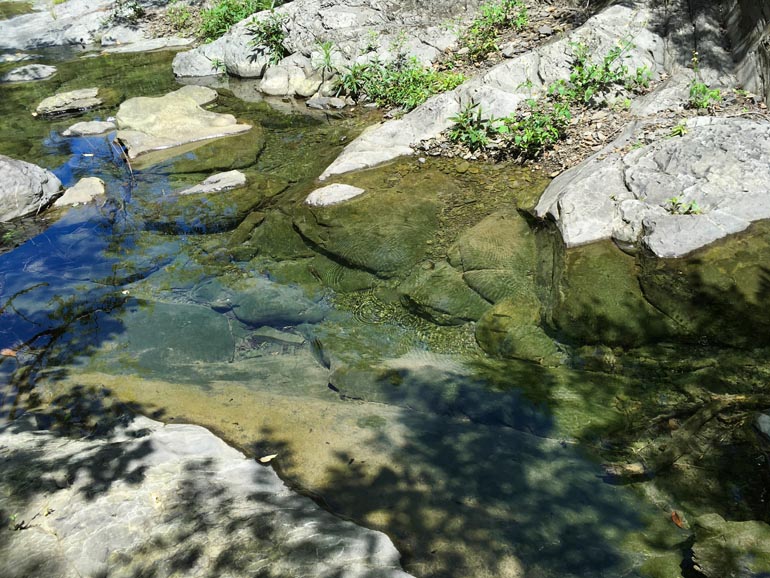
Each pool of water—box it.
[1,46,769,578]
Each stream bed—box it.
[1,47,770,578]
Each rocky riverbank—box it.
[2,0,770,577]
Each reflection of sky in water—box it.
[0,129,185,352]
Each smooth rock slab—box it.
[115,85,251,161]
[62,120,116,136]
[0,154,62,221]
[0,415,414,578]
[102,36,193,54]
[178,170,247,195]
[305,183,365,206]
[1,64,56,82]
[35,87,101,116]
[54,177,105,206]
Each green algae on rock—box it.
[293,174,443,279]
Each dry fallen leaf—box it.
[0,348,17,357]
[259,454,278,463]
[671,510,684,529]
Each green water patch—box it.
[0,1,34,19]
[0,50,178,168]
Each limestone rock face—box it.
[35,87,102,117]
[0,0,113,50]
[319,3,665,179]
[0,64,56,82]
[115,85,252,161]
[172,0,484,79]
[0,154,62,221]
[536,117,770,257]
[0,415,414,578]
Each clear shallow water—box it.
[2,47,768,578]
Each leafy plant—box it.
[460,0,528,62]
[105,0,145,25]
[549,41,631,104]
[210,58,227,74]
[448,102,495,151]
[166,0,193,31]
[667,196,701,215]
[200,0,275,42]
[335,56,464,111]
[498,99,571,157]
[313,40,338,82]
[669,122,687,137]
[247,9,289,64]
[688,52,721,109]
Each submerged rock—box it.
[691,513,770,577]
[62,120,116,136]
[0,154,62,221]
[294,172,442,278]
[178,170,247,195]
[141,173,284,234]
[54,177,105,206]
[115,85,251,162]
[536,117,770,257]
[0,64,56,82]
[0,415,414,578]
[35,87,102,117]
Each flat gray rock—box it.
[102,36,193,54]
[535,117,770,257]
[178,170,247,195]
[305,183,365,206]
[0,415,414,578]
[35,87,101,117]
[1,64,56,82]
[62,120,116,136]
[0,154,62,221]
[54,177,105,206]
[115,85,251,161]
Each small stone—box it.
[62,120,116,137]
[538,25,554,35]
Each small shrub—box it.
[667,196,701,215]
[313,40,338,81]
[448,102,494,151]
[105,0,145,25]
[461,0,528,62]
[167,0,193,31]
[200,0,275,42]
[335,57,464,111]
[248,9,289,64]
[687,52,721,109]
[499,99,571,158]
